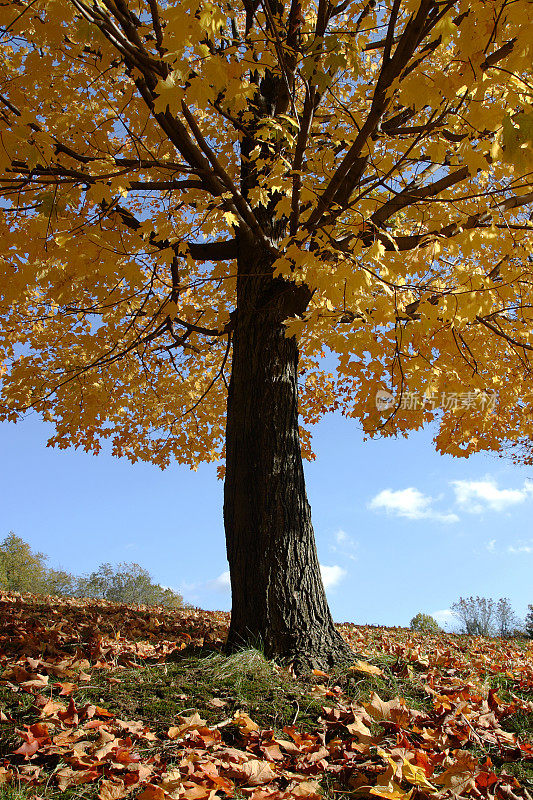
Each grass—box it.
[332,652,434,714]
[0,688,35,758]
[74,647,328,738]
[0,780,100,800]
[0,787,33,800]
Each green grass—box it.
[499,761,533,787]
[0,688,35,758]
[74,647,327,737]
[331,652,434,714]
[0,778,100,800]
[0,787,33,800]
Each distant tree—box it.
[494,597,521,638]
[525,606,533,639]
[410,613,442,633]
[45,568,78,598]
[76,562,183,608]
[451,596,496,636]
[0,532,49,593]
[0,532,78,596]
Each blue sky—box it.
[1,411,531,628]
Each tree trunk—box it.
[223,235,353,673]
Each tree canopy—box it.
[0,532,50,594]
[1,0,532,464]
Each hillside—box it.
[0,593,531,800]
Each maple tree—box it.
[1,0,533,669]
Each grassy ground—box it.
[1,595,532,800]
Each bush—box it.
[410,613,442,633]
[451,596,522,637]
[451,596,495,636]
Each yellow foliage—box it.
[0,0,532,467]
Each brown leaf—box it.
[0,767,13,784]
[168,712,206,739]
[13,739,40,759]
[433,751,479,794]
[346,717,374,743]
[261,743,284,761]
[208,697,227,707]
[365,693,405,722]
[98,778,129,800]
[159,769,183,794]
[290,780,322,798]
[58,696,79,726]
[233,711,260,734]
[238,759,277,786]
[21,673,49,692]
[136,785,168,800]
[55,681,77,695]
[275,739,301,755]
[55,767,99,791]
[182,784,212,800]
[40,699,67,717]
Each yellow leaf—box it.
[349,660,384,677]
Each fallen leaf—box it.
[233,711,260,734]
[56,767,99,791]
[0,767,13,784]
[209,697,227,708]
[349,660,384,677]
[99,779,129,800]
[168,712,206,739]
[137,785,168,800]
[238,759,277,786]
[13,739,40,759]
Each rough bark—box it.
[223,234,353,673]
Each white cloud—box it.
[432,609,455,629]
[486,539,497,553]
[320,564,347,589]
[331,529,358,561]
[368,487,459,523]
[208,570,231,593]
[508,541,533,555]
[452,477,533,513]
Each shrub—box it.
[410,613,441,633]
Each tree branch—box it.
[305,0,437,231]
[188,239,239,261]
[370,166,469,227]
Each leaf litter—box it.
[0,593,531,800]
